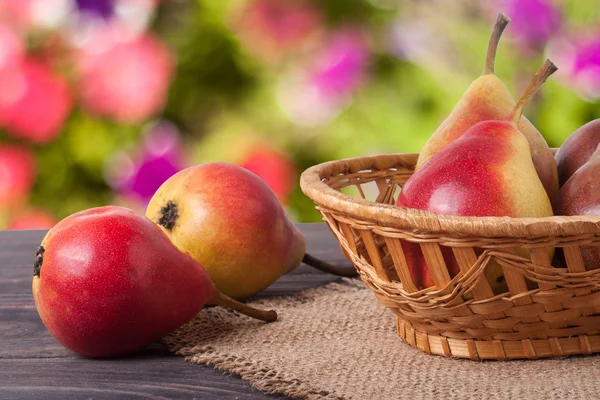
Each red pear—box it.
[32,206,276,358]
[396,60,557,290]
[554,145,600,270]
[555,119,600,186]
[416,13,558,198]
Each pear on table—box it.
[555,119,600,186]
[146,163,354,301]
[32,206,277,358]
[416,13,558,198]
[396,60,557,291]
[554,144,600,270]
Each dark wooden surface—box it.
[0,223,354,399]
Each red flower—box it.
[240,146,296,204]
[234,0,322,64]
[0,58,72,143]
[0,145,36,206]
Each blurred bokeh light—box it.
[0,0,598,229]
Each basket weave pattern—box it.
[300,153,600,360]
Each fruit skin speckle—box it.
[146,162,307,300]
[32,206,216,358]
[397,119,553,290]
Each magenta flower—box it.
[278,28,370,126]
[0,145,36,207]
[485,0,561,51]
[0,58,72,143]
[548,33,600,101]
[234,0,322,64]
[75,0,115,19]
[107,121,185,205]
[76,27,173,123]
[309,29,370,101]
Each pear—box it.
[397,60,557,291]
[146,162,354,300]
[554,144,600,270]
[555,119,600,186]
[32,206,277,358]
[416,13,558,198]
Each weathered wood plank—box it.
[0,358,287,399]
[0,223,353,399]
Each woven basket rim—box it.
[299,152,600,239]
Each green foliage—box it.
[3,0,600,226]
[29,115,141,219]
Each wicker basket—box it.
[300,152,600,360]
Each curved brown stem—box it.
[483,13,511,75]
[302,253,358,277]
[509,59,558,124]
[210,292,277,322]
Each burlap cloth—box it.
[165,279,600,399]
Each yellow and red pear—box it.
[146,163,306,299]
[416,13,558,198]
[397,60,557,290]
[146,162,354,300]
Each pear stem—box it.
[483,13,511,75]
[509,59,558,124]
[302,253,358,277]
[210,291,278,322]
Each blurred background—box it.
[0,0,598,229]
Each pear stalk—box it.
[483,13,511,75]
[210,291,278,322]
[302,253,358,277]
[509,59,558,124]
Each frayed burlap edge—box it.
[173,346,342,399]
[164,279,364,400]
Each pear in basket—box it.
[555,119,600,186]
[554,144,600,270]
[415,13,558,198]
[396,60,557,292]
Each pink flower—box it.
[0,0,72,31]
[0,145,36,207]
[0,26,24,71]
[0,1,33,29]
[234,0,322,64]
[277,28,370,126]
[76,28,173,123]
[240,146,296,204]
[0,58,72,143]
[548,32,600,101]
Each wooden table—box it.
[1,223,354,399]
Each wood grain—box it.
[0,223,353,399]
